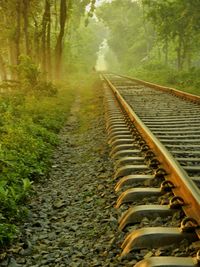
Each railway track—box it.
[102,73,200,266]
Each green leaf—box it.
[22,178,33,192]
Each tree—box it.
[142,0,200,70]
[0,0,102,81]
[97,0,152,71]
[22,0,30,56]
[55,0,67,79]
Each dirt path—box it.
[3,84,128,267]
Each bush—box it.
[0,224,17,247]
[0,78,74,247]
[16,55,40,88]
[33,81,58,96]
[13,55,57,97]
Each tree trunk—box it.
[55,0,67,79]
[157,46,161,61]
[41,1,48,77]
[0,54,7,81]
[46,0,52,79]
[142,4,150,58]
[182,42,187,71]
[32,15,40,64]
[187,53,192,70]
[8,1,21,79]
[15,0,21,65]
[164,38,168,66]
[22,0,30,56]
[177,35,182,71]
[54,0,59,31]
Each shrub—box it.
[33,81,58,96]
[0,224,17,246]
[0,77,74,247]
[17,55,40,88]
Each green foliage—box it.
[98,0,200,94]
[34,81,58,97]
[13,56,58,96]
[97,0,152,71]
[0,0,103,248]
[1,125,52,181]
[17,55,40,87]
[131,63,200,95]
[0,80,74,247]
[130,62,175,83]
[65,18,106,73]
[142,0,200,70]
[0,223,17,246]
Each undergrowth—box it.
[129,63,200,96]
[0,58,74,248]
[77,74,102,134]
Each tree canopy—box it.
[0,0,105,81]
[97,0,200,72]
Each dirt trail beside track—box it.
[3,84,128,267]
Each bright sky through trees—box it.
[96,39,109,70]
[86,0,112,11]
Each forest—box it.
[0,0,200,87]
[0,0,105,249]
[0,0,200,255]
[97,0,200,94]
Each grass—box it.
[128,64,200,96]
[75,73,103,133]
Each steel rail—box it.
[118,74,200,103]
[103,74,200,237]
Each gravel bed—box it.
[1,86,127,267]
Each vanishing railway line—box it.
[102,73,200,266]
